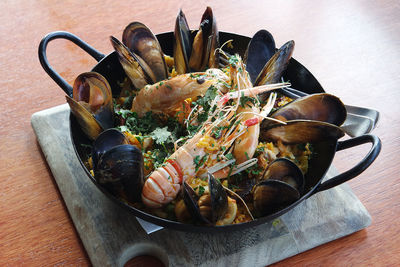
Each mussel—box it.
[262,93,347,128]
[173,9,192,74]
[261,158,305,193]
[253,179,300,216]
[110,36,155,90]
[243,29,276,84]
[254,40,295,86]
[182,173,237,225]
[243,28,294,87]
[91,128,129,170]
[252,158,304,217]
[174,7,219,73]
[66,72,114,140]
[92,129,144,203]
[122,22,168,82]
[260,120,345,144]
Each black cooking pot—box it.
[38,31,381,233]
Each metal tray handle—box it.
[38,31,105,97]
[312,134,381,195]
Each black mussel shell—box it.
[66,96,103,140]
[253,179,300,217]
[254,40,295,86]
[189,6,219,71]
[72,72,114,130]
[122,22,168,82]
[182,173,228,224]
[260,120,345,144]
[91,128,128,170]
[208,172,228,223]
[262,158,305,195]
[174,9,192,74]
[182,182,210,224]
[95,144,144,203]
[227,175,256,199]
[267,93,347,127]
[67,72,114,140]
[110,36,155,89]
[244,29,276,84]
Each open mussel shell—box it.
[182,182,209,224]
[183,173,228,225]
[73,72,114,130]
[91,128,128,170]
[122,22,168,82]
[260,120,345,144]
[110,36,155,89]
[66,96,103,140]
[95,144,144,203]
[262,158,305,194]
[254,40,295,86]
[244,29,276,84]
[253,179,300,217]
[174,9,192,74]
[267,93,347,127]
[189,6,219,71]
[208,172,228,222]
[66,72,114,140]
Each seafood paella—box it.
[67,7,348,226]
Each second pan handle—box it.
[38,31,105,97]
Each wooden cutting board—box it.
[31,104,371,267]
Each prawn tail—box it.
[141,159,183,208]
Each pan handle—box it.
[38,31,106,97]
[311,134,381,195]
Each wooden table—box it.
[0,0,398,265]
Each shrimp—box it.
[141,83,289,208]
[228,56,261,164]
[141,109,242,207]
[131,68,229,117]
[211,55,286,178]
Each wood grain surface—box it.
[0,0,398,266]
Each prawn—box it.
[210,55,285,179]
[141,82,289,208]
[131,68,229,117]
[229,56,261,164]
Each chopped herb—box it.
[150,126,171,145]
[193,155,201,166]
[211,125,228,139]
[118,125,129,132]
[239,96,256,108]
[227,164,234,178]
[193,153,208,172]
[135,135,144,147]
[192,85,218,125]
[117,109,132,119]
[228,55,239,66]
[225,153,234,160]
[197,185,205,196]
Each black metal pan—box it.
[38,31,381,233]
